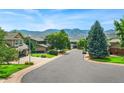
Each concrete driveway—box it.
[22,49,124,83]
[10,56,50,65]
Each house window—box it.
[15,40,23,46]
[15,40,19,46]
[19,40,23,45]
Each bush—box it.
[59,50,66,54]
[25,62,34,65]
[32,54,41,57]
[41,55,47,58]
[48,49,58,55]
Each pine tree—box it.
[87,21,109,58]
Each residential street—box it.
[22,49,124,83]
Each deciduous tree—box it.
[114,18,124,47]
[0,28,18,64]
[77,38,87,50]
[45,30,70,50]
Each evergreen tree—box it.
[87,21,109,58]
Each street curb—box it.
[84,54,124,67]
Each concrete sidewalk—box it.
[10,56,50,65]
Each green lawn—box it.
[93,56,124,64]
[0,64,31,78]
[31,53,56,58]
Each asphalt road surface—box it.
[22,49,124,83]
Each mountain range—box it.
[12,28,116,40]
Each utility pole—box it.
[18,50,20,64]
[28,35,31,62]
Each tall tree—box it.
[24,37,36,52]
[57,30,70,49]
[114,18,124,47]
[87,21,109,58]
[0,27,18,64]
[0,27,5,46]
[0,28,6,64]
[45,32,57,49]
[45,30,70,50]
[0,46,18,64]
[77,38,87,50]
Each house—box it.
[70,40,78,49]
[35,44,48,53]
[5,32,29,57]
[109,38,124,55]
[30,37,48,53]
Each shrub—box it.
[41,55,47,58]
[48,49,58,55]
[36,55,40,57]
[25,62,34,65]
[59,50,66,54]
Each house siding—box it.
[5,32,28,57]
[35,46,47,53]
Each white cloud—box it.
[0,9,124,31]
[23,9,42,18]
[0,11,34,20]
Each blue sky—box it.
[0,9,124,31]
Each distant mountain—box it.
[14,29,43,38]
[11,28,116,40]
[104,29,117,39]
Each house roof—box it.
[109,39,121,48]
[109,39,120,43]
[37,44,48,48]
[16,43,28,51]
[110,43,121,48]
[70,39,78,42]
[30,37,44,42]
[5,32,24,40]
